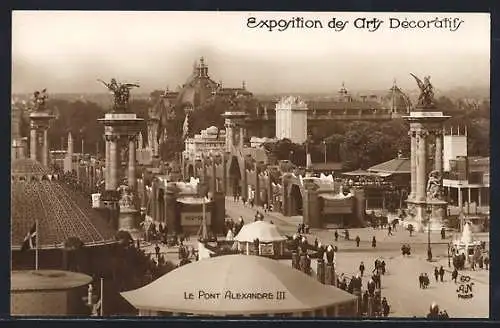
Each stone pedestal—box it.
[405,198,448,232]
[119,207,140,237]
[404,108,450,232]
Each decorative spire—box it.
[68,132,74,155]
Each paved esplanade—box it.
[225,198,489,318]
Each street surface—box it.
[139,197,489,318]
[224,197,489,318]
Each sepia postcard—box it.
[10,11,490,319]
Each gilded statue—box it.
[410,73,435,108]
[98,78,140,112]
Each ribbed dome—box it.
[384,83,412,113]
[206,126,218,135]
[235,221,286,243]
[11,179,116,248]
[11,159,48,176]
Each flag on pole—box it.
[21,222,37,251]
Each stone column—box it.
[128,135,137,191]
[224,120,234,152]
[30,128,37,161]
[42,129,49,167]
[254,162,261,206]
[152,179,158,221]
[105,137,111,190]
[141,173,147,209]
[409,129,417,200]
[107,135,119,191]
[241,164,248,201]
[457,187,463,211]
[267,174,273,208]
[222,154,228,194]
[416,129,428,202]
[239,127,245,149]
[434,129,444,174]
[163,189,168,225]
[211,158,217,193]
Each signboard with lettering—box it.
[181,213,212,226]
[259,243,274,256]
[91,193,101,208]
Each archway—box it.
[228,156,242,197]
[187,164,195,178]
[289,184,303,216]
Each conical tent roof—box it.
[234,221,286,243]
[121,255,356,315]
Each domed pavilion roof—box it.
[235,221,287,243]
[121,254,357,315]
[383,81,412,113]
[11,178,116,249]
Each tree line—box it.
[15,95,489,167]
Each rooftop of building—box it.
[11,176,116,249]
[11,270,92,292]
[368,157,411,174]
[121,254,357,315]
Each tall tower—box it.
[98,79,143,233]
[404,74,450,232]
[64,132,74,173]
[222,111,248,153]
[275,96,308,144]
[29,89,54,167]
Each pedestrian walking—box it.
[334,230,339,242]
[372,236,377,248]
[434,267,439,282]
[381,260,386,275]
[439,266,445,282]
[388,226,393,236]
[382,297,390,317]
[359,261,365,277]
[355,235,361,247]
[451,268,458,283]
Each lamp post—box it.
[323,140,327,164]
[426,206,433,261]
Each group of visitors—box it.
[297,223,310,234]
[426,302,450,319]
[433,266,446,282]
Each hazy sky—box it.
[12,11,490,94]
